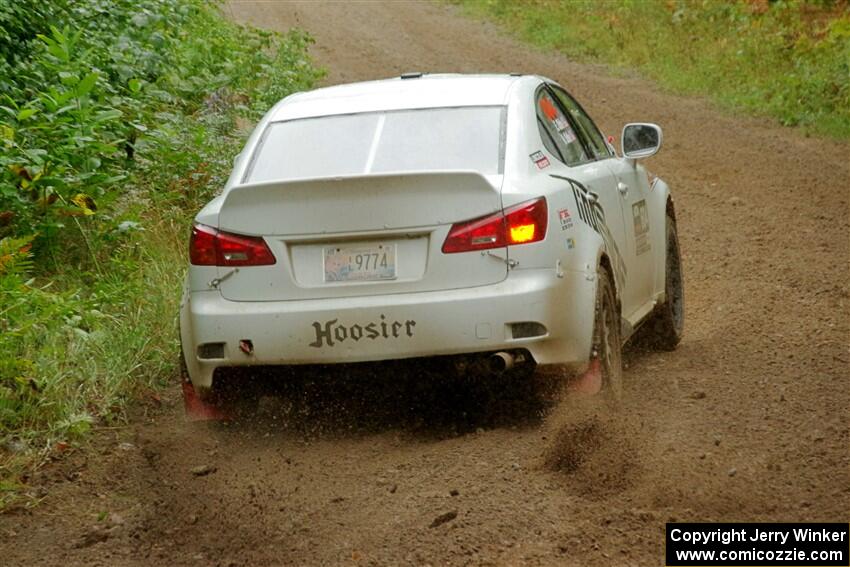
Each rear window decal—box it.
[539,92,578,145]
[539,96,558,120]
[559,126,577,145]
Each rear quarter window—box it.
[550,85,611,160]
[535,89,588,167]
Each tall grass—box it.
[455,0,850,138]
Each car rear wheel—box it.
[642,214,684,350]
[593,268,623,402]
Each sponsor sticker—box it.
[310,315,416,348]
[566,237,576,249]
[557,207,573,230]
[554,115,569,132]
[539,96,558,120]
[552,173,628,290]
[559,125,577,144]
[530,150,550,169]
[632,200,651,255]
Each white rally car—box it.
[179,73,684,417]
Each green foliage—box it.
[0,0,322,499]
[0,0,322,247]
[0,1,70,69]
[455,0,850,138]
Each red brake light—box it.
[441,210,507,254]
[442,197,547,254]
[505,197,547,245]
[189,224,276,266]
[190,224,217,265]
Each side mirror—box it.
[621,123,662,159]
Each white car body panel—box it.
[180,74,674,391]
[181,268,597,389]
[215,172,507,301]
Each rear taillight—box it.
[189,224,218,265]
[505,197,547,245]
[440,209,507,254]
[190,224,276,266]
[442,197,547,254]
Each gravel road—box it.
[2,1,848,565]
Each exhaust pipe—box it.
[489,352,515,373]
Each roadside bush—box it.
[0,0,322,503]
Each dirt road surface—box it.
[2,2,848,565]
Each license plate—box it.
[323,243,396,282]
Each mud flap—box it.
[569,358,602,395]
[181,380,231,421]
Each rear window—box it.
[244,106,505,183]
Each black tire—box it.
[593,268,623,402]
[642,214,684,350]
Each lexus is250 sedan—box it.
[179,73,684,418]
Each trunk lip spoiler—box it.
[216,169,505,237]
[225,168,500,196]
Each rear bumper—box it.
[179,268,596,389]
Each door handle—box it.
[617,182,629,196]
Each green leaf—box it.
[94,109,122,122]
[86,157,101,171]
[38,95,58,112]
[22,149,48,164]
[46,43,67,61]
[54,90,75,105]
[128,78,142,94]
[58,72,79,86]
[37,177,67,188]
[76,72,99,97]
[16,109,37,121]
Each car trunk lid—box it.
[215,171,507,301]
